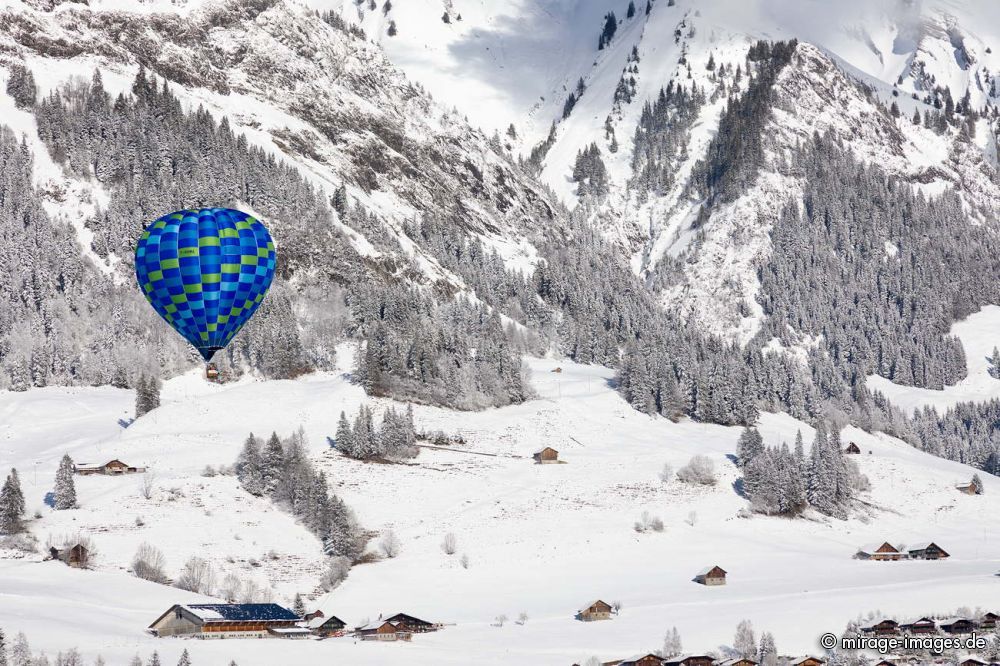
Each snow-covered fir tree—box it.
[54,455,77,510]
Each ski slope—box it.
[1,353,998,665]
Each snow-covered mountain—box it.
[358,0,1000,342]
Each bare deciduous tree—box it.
[130,542,168,583]
[379,529,401,558]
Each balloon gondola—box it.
[134,208,276,368]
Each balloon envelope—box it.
[135,208,276,361]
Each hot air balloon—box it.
[135,208,276,364]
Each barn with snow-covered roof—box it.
[148,603,300,638]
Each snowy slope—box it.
[2,353,999,664]
[868,305,1000,414]
[359,0,1000,342]
[0,0,563,291]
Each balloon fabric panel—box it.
[135,208,276,361]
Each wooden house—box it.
[862,619,900,636]
[49,543,89,568]
[844,442,861,454]
[75,459,146,476]
[534,447,559,464]
[382,612,436,633]
[578,600,613,621]
[958,659,986,666]
[980,612,999,629]
[305,611,346,637]
[789,658,825,666]
[355,620,410,641]
[901,617,937,634]
[148,603,300,638]
[907,542,949,560]
[856,542,903,561]
[695,565,727,585]
[615,655,665,666]
[718,658,758,666]
[956,478,982,495]
[205,363,220,381]
[662,656,715,666]
[940,618,978,635]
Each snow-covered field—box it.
[869,305,1000,414]
[2,352,998,665]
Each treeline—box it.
[630,80,706,199]
[235,429,365,561]
[350,282,528,410]
[739,425,868,519]
[334,404,417,460]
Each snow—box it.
[868,305,1000,415]
[2,356,999,664]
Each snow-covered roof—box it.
[185,603,299,623]
[268,626,312,635]
[580,599,611,611]
[858,542,897,553]
[306,614,345,629]
[696,565,726,576]
[907,542,933,551]
[356,619,399,631]
[718,658,758,665]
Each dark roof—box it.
[187,603,299,622]
[384,612,433,626]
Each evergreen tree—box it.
[758,631,778,666]
[0,470,25,534]
[54,455,77,510]
[10,633,29,666]
[236,434,265,496]
[335,411,353,455]
[598,12,618,49]
[293,593,306,617]
[175,650,190,666]
[147,652,160,666]
[737,426,764,468]
[5,64,37,108]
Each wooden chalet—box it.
[906,542,949,560]
[856,542,903,561]
[956,478,982,495]
[862,619,900,636]
[695,565,727,586]
[718,658,758,666]
[578,600,613,621]
[980,612,999,629]
[844,442,861,454]
[355,619,410,641]
[382,612,436,633]
[205,363,220,381]
[304,611,346,637]
[615,655,664,666]
[49,544,89,568]
[901,617,937,634]
[789,658,825,666]
[662,656,715,666]
[75,459,146,476]
[148,603,300,639]
[958,659,987,666]
[940,618,978,634]
[534,447,559,464]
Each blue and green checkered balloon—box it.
[135,208,277,362]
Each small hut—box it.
[844,442,861,454]
[49,543,89,568]
[533,447,559,464]
[694,565,726,586]
[577,600,613,621]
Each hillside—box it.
[2,342,999,664]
